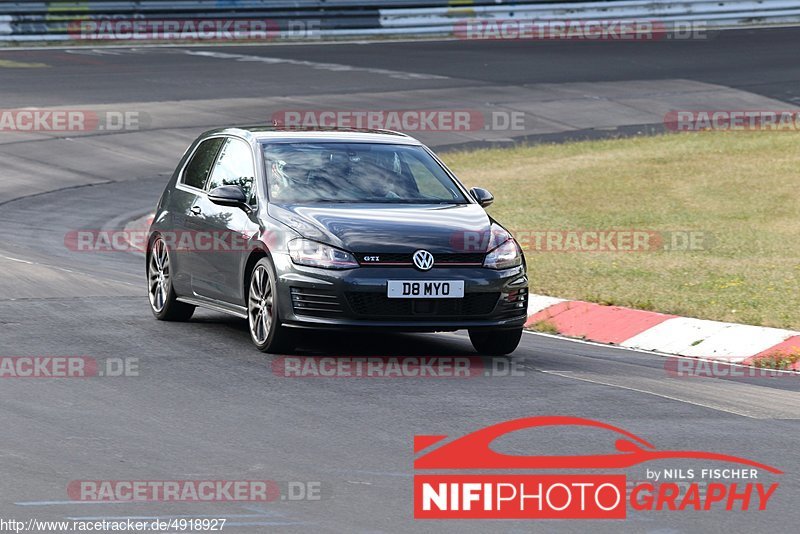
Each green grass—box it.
[441,132,800,329]
[530,320,560,335]
[751,348,800,370]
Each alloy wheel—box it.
[248,265,273,344]
[148,237,170,313]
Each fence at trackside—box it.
[1,0,800,42]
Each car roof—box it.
[201,125,423,146]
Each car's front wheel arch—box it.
[243,248,270,304]
[246,254,294,353]
[145,231,160,274]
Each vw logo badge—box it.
[412,249,434,271]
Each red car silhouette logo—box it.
[414,416,782,473]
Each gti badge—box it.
[412,249,434,271]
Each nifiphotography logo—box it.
[413,416,781,519]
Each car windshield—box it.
[262,142,468,204]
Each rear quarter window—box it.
[182,137,225,190]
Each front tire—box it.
[247,257,294,353]
[147,236,195,321]
[469,327,523,356]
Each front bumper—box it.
[272,253,528,332]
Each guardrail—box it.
[1,0,799,42]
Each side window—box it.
[207,138,257,205]
[182,137,224,190]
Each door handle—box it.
[190,206,202,215]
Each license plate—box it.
[387,280,464,299]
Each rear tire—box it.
[247,257,294,353]
[147,236,195,321]
[469,327,523,356]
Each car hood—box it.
[268,203,495,253]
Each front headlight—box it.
[288,239,359,269]
[484,239,522,269]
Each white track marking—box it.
[521,330,798,375]
[0,253,139,288]
[539,369,759,418]
[182,50,449,80]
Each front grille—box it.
[345,292,500,319]
[436,253,486,265]
[290,287,343,317]
[357,252,485,267]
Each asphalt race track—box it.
[1,27,800,532]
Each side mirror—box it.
[469,187,494,207]
[208,185,250,211]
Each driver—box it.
[268,159,291,199]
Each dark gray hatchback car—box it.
[147,127,528,354]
